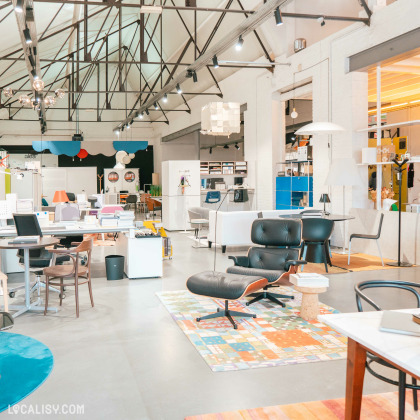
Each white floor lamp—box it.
[325,158,361,254]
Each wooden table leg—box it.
[345,338,367,420]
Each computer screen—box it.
[13,214,43,237]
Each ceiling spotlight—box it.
[28,55,35,67]
[192,71,198,83]
[145,109,150,115]
[154,102,159,110]
[176,83,182,94]
[15,0,23,13]
[126,122,131,130]
[162,93,168,103]
[114,127,120,135]
[274,7,283,26]
[23,26,32,44]
[318,16,325,26]
[31,69,38,80]
[223,144,229,149]
[209,147,212,154]
[235,35,244,51]
[139,112,144,119]
[212,55,219,68]
[234,143,240,150]
[130,119,134,125]
[291,107,298,119]
[2,87,14,98]
[55,88,65,99]
[33,79,45,92]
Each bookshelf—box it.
[200,161,248,175]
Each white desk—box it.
[320,310,420,419]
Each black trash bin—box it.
[105,255,125,280]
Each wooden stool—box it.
[0,271,8,312]
[294,285,327,321]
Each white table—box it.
[320,310,420,419]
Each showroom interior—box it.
[1,0,420,419]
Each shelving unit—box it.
[200,161,248,175]
[275,161,313,210]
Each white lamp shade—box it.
[295,122,345,135]
[325,158,361,186]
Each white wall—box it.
[8,153,58,169]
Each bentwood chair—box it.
[348,213,384,266]
[43,238,94,318]
[355,280,420,420]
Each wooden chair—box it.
[0,272,8,312]
[140,193,151,213]
[43,239,94,318]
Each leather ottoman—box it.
[186,270,267,329]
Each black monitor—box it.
[13,214,43,237]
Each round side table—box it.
[294,285,327,321]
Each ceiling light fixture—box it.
[19,95,31,105]
[212,55,219,68]
[139,112,144,119]
[318,16,325,26]
[176,83,182,94]
[55,88,65,98]
[145,109,150,115]
[291,107,298,119]
[192,71,198,83]
[235,35,244,51]
[15,0,23,13]
[114,127,120,135]
[23,26,32,44]
[209,147,212,154]
[234,143,240,150]
[2,88,14,98]
[163,93,168,103]
[223,144,229,149]
[274,7,283,26]
[31,69,38,80]
[154,102,159,110]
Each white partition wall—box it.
[162,160,200,230]
[104,168,139,194]
[41,167,97,204]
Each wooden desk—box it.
[320,310,420,419]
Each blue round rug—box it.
[0,332,54,412]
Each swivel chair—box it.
[8,214,68,300]
[227,218,306,307]
[301,218,334,273]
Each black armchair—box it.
[227,218,306,307]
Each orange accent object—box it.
[52,190,69,203]
[77,149,88,159]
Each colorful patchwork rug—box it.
[185,392,417,420]
[157,288,347,372]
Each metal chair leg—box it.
[399,370,406,420]
[348,239,352,265]
[376,239,384,266]
[301,245,307,272]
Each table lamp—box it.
[52,190,69,203]
[319,193,331,214]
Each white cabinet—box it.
[116,233,162,279]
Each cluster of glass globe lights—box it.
[3,82,65,111]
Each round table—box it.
[0,237,59,318]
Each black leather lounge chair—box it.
[227,218,306,307]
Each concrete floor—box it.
[2,232,420,419]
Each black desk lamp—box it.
[319,193,331,215]
[387,158,412,267]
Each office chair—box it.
[87,197,98,209]
[227,218,306,307]
[54,203,83,249]
[355,280,420,420]
[8,214,68,300]
[205,191,221,205]
[66,192,76,202]
[301,218,334,273]
[125,194,138,213]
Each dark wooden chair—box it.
[43,239,94,318]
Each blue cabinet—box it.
[275,176,313,210]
